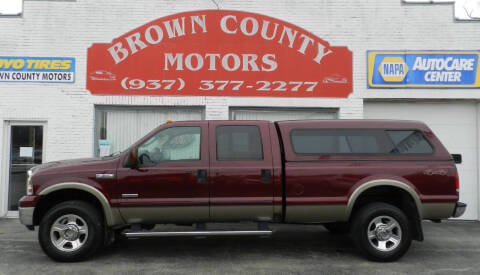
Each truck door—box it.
[209,121,274,221]
[116,121,209,224]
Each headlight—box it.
[26,170,33,195]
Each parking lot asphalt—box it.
[0,218,479,275]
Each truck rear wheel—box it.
[38,200,104,262]
[351,202,412,262]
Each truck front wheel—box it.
[38,200,104,262]
[351,202,412,262]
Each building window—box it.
[0,0,22,16]
[94,106,205,157]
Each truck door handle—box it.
[261,169,271,182]
[197,169,207,183]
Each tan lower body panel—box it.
[117,203,456,225]
[118,205,274,224]
[118,206,209,224]
[285,203,456,223]
[285,205,348,223]
[109,207,126,226]
[210,205,274,222]
[420,203,455,219]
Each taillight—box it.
[455,171,459,194]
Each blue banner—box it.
[0,56,75,83]
[367,51,480,88]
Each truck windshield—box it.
[137,126,201,166]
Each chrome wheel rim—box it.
[50,214,88,252]
[367,215,402,252]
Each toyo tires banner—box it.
[87,10,352,98]
[0,57,75,83]
[368,51,480,88]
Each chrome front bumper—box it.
[453,202,467,218]
[19,207,34,226]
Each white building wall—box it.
[0,0,479,216]
[0,0,375,163]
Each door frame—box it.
[1,120,47,217]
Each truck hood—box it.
[30,157,116,174]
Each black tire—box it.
[38,200,104,262]
[323,222,350,234]
[350,202,412,262]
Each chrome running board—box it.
[123,230,273,238]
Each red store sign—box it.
[87,10,352,98]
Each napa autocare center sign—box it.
[368,51,480,88]
[87,10,352,98]
[0,57,75,83]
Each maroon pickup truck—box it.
[19,119,466,262]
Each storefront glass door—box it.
[8,125,44,211]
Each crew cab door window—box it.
[216,125,263,161]
[137,126,201,166]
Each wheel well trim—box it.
[346,179,422,219]
[38,182,117,226]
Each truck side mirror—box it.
[128,147,138,168]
